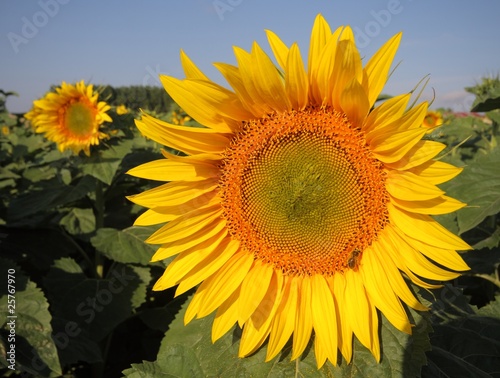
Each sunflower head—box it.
[423,110,443,129]
[128,14,471,368]
[25,81,112,156]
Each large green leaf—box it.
[59,207,96,235]
[439,146,500,234]
[22,165,57,183]
[473,226,500,250]
[91,226,161,265]
[0,258,61,377]
[43,258,150,343]
[123,293,430,377]
[52,174,97,207]
[471,93,500,112]
[6,185,67,222]
[423,297,500,378]
[81,139,134,185]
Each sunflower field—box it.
[1,16,500,378]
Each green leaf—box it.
[52,174,97,207]
[423,297,500,378]
[129,266,152,311]
[81,139,134,185]
[487,110,500,126]
[91,226,160,265]
[123,345,205,378]
[473,226,500,250]
[439,146,500,234]
[43,258,151,342]
[59,207,96,235]
[124,293,430,377]
[471,92,500,112]
[0,258,62,377]
[7,185,67,222]
[22,165,57,182]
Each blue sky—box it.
[1,0,499,113]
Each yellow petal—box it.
[363,93,411,135]
[367,101,427,142]
[212,287,240,342]
[344,270,378,358]
[160,76,250,132]
[180,49,209,80]
[176,238,240,295]
[292,275,313,360]
[184,285,205,325]
[331,273,353,362]
[311,274,338,367]
[409,160,464,185]
[389,203,471,251]
[360,248,411,333]
[196,252,254,318]
[150,219,227,262]
[127,178,217,209]
[386,140,446,171]
[127,158,218,182]
[214,62,265,117]
[265,29,289,70]
[146,204,222,244]
[364,33,402,107]
[134,190,216,227]
[136,114,229,155]
[314,27,343,104]
[391,195,466,215]
[390,231,462,281]
[133,208,176,226]
[239,272,283,357]
[308,14,333,104]
[152,229,227,290]
[330,37,363,110]
[402,234,470,272]
[386,171,445,201]
[371,128,428,164]
[378,226,444,289]
[238,260,274,325]
[340,78,370,128]
[233,47,274,114]
[266,276,298,361]
[250,42,290,112]
[285,43,309,110]
[371,236,428,311]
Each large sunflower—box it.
[128,14,470,367]
[25,80,111,155]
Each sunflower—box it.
[25,81,111,155]
[423,110,443,129]
[128,14,471,367]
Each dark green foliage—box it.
[101,85,174,113]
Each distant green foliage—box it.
[102,85,174,113]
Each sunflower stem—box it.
[94,179,105,278]
[59,229,97,277]
[473,273,500,289]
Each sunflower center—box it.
[219,107,389,276]
[63,100,96,136]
